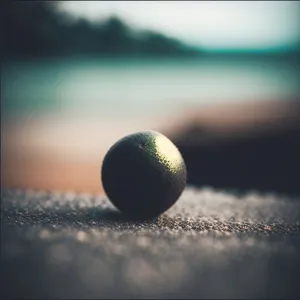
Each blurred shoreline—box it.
[2,98,300,195]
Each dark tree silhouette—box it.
[1,1,199,59]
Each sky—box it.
[56,1,300,51]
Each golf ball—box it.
[101,130,187,218]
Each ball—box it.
[101,130,187,219]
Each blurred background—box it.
[2,1,300,195]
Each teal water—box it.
[2,57,300,119]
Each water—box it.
[2,57,300,120]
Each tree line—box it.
[1,1,200,59]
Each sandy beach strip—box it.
[2,98,299,194]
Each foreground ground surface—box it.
[2,186,300,299]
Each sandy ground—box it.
[2,99,300,298]
[2,186,300,298]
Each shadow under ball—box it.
[101,131,187,219]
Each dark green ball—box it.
[101,131,187,219]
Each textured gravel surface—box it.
[2,187,300,299]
